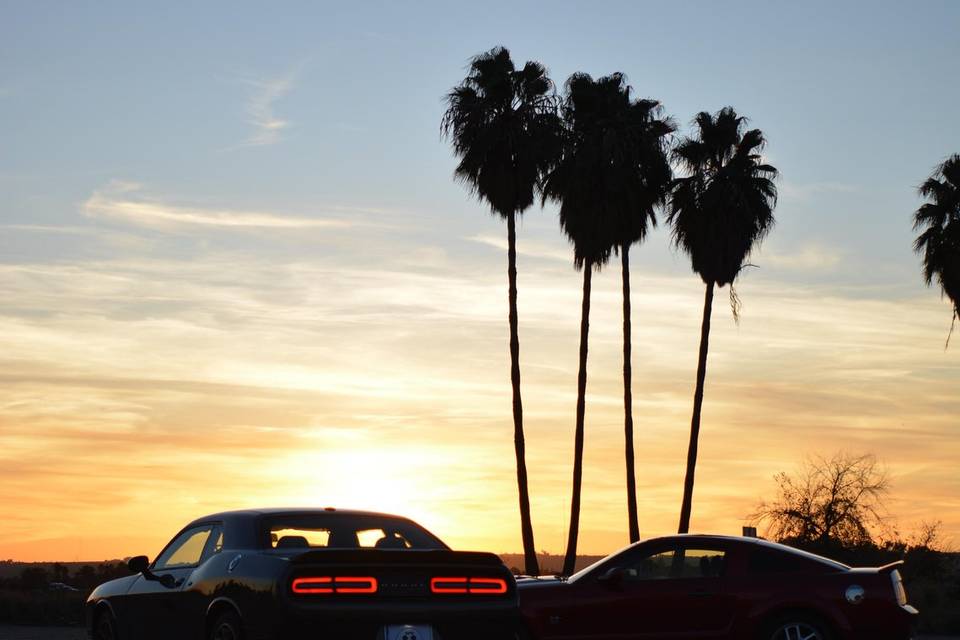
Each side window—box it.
[211,528,224,555]
[622,546,726,581]
[623,550,675,580]
[200,524,224,563]
[154,526,213,570]
[674,548,726,578]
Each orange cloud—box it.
[1,241,957,562]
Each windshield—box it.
[260,513,448,551]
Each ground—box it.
[0,627,956,640]
[0,627,86,640]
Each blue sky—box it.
[5,0,959,283]
[2,1,959,559]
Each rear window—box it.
[748,547,824,574]
[623,547,726,580]
[261,513,447,551]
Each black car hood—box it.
[87,574,139,601]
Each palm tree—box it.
[668,107,778,534]
[543,72,660,573]
[442,47,561,576]
[913,154,960,347]
[616,99,675,544]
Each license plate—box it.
[382,624,434,640]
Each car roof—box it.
[641,534,849,570]
[188,507,413,524]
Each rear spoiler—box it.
[289,549,506,567]
[877,560,904,574]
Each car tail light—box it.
[292,576,378,595]
[430,576,508,595]
[468,577,508,594]
[890,569,908,605]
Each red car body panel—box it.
[518,535,918,640]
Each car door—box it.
[167,524,225,639]
[127,524,216,640]
[571,542,735,639]
[541,545,680,640]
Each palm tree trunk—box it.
[563,263,592,576]
[507,212,539,576]
[677,281,715,534]
[622,245,640,544]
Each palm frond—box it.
[545,72,674,267]
[668,107,778,288]
[913,154,960,325]
[441,47,562,218]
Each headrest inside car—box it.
[375,534,407,549]
[276,535,310,548]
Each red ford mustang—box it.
[517,534,918,640]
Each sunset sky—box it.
[2,1,959,562]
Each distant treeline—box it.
[0,560,128,626]
[498,552,605,576]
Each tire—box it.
[209,610,243,640]
[92,609,117,640]
[763,612,832,640]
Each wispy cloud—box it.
[1,224,99,235]
[82,181,350,230]
[236,68,298,147]
[758,243,844,272]
[468,233,571,262]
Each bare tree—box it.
[749,452,890,548]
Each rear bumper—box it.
[272,610,521,640]
[247,600,521,640]
[850,603,919,640]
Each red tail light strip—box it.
[291,576,378,595]
[334,576,378,594]
[430,576,469,594]
[291,576,333,594]
[430,576,508,595]
[468,577,508,594]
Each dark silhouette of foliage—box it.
[750,452,890,548]
[669,107,778,534]
[542,72,667,573]
[442,46,562,576]
[748,457,960,634]
[18,567,49,591]
[913,154,960,347]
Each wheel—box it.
[764,613,831,640]
[92,610,117,640]
[209,610,243,640]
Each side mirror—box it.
[127,556,150,574]
[598,567,626,588]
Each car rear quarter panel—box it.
[731,570,912,640]
[191,550,290,640]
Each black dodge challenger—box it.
[86,508,520,640]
